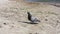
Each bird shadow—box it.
[18,21,38,24]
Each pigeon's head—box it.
[27,12,31,16]
[27,12,30,14]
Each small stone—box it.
[3,23,7,25]
[45,19,48,21]
[57,20,60,23]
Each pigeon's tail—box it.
[36,20,40,22]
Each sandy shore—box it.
[0,0,60,34]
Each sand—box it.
[0,0,60,34]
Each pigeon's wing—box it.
[31,16,36,22]
[31,16,40,22]
[31,16,35,20]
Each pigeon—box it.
[27,12,40,23]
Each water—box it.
[25,0,60,2]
